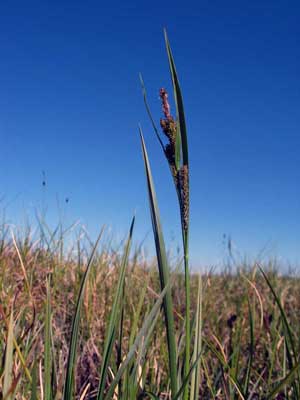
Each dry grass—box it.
[0,231,299,399]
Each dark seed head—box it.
[227,314,237,329]
[179,165,189,232]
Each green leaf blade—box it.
[164,29,189,168]
[140,130,178,397]
[96,217,135,400]
[63,227,104,400]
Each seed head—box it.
[160,117,176,145]
[179,165,189,232]
[159,87,171,119]
[159,87,178,181]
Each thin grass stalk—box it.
[243,297,254,397]
[30,357,38,400]
[173,351,203,400]
[44,277,52,400]
[203,337,246,398]
[283,340,287,398]
[117,302,124,397]
[63,227,104,400]
[190,275,202,399]
[267,362,300,399]
[104,284,169,400]
[182,230,190,400]
[124,279,149,398]
[96,217,135,400]
[258,264,300,397]
[0,303,33,385]
[3,309,14,400]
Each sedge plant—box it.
[140,30,195,399]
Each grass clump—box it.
[1,233,300,398]
[0,227,300,398]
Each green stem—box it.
[183,230,190,400]
[176,186,190,400]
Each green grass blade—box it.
[96,217,135,400]
[258,264,300,397]
[267,362,300,399]
[140,129,178,396]
[130,308,161,394]
[164,29,189,168]
[117,300,125,397]
[259,267,298,371]
[3,309,14,400]
[44,277,52,400]
[247,368,267,400]
[175,128,181,172]
[128,279,149,348]
[123,280,149,398]
[203,337,246,399]
[104,284,169,400]
[258,265,296,363]
[63,227,104,400]
[30,357,38,400]
[190,275,202,399]
[173,350,203,400]
[139,73,165,153]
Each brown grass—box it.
[1,233,299,398]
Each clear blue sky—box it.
[1,1,299,267]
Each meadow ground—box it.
[0,228,299,399]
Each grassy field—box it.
[0,232,299,399]
[1,32,300,399]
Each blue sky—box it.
[0,1,299,267]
